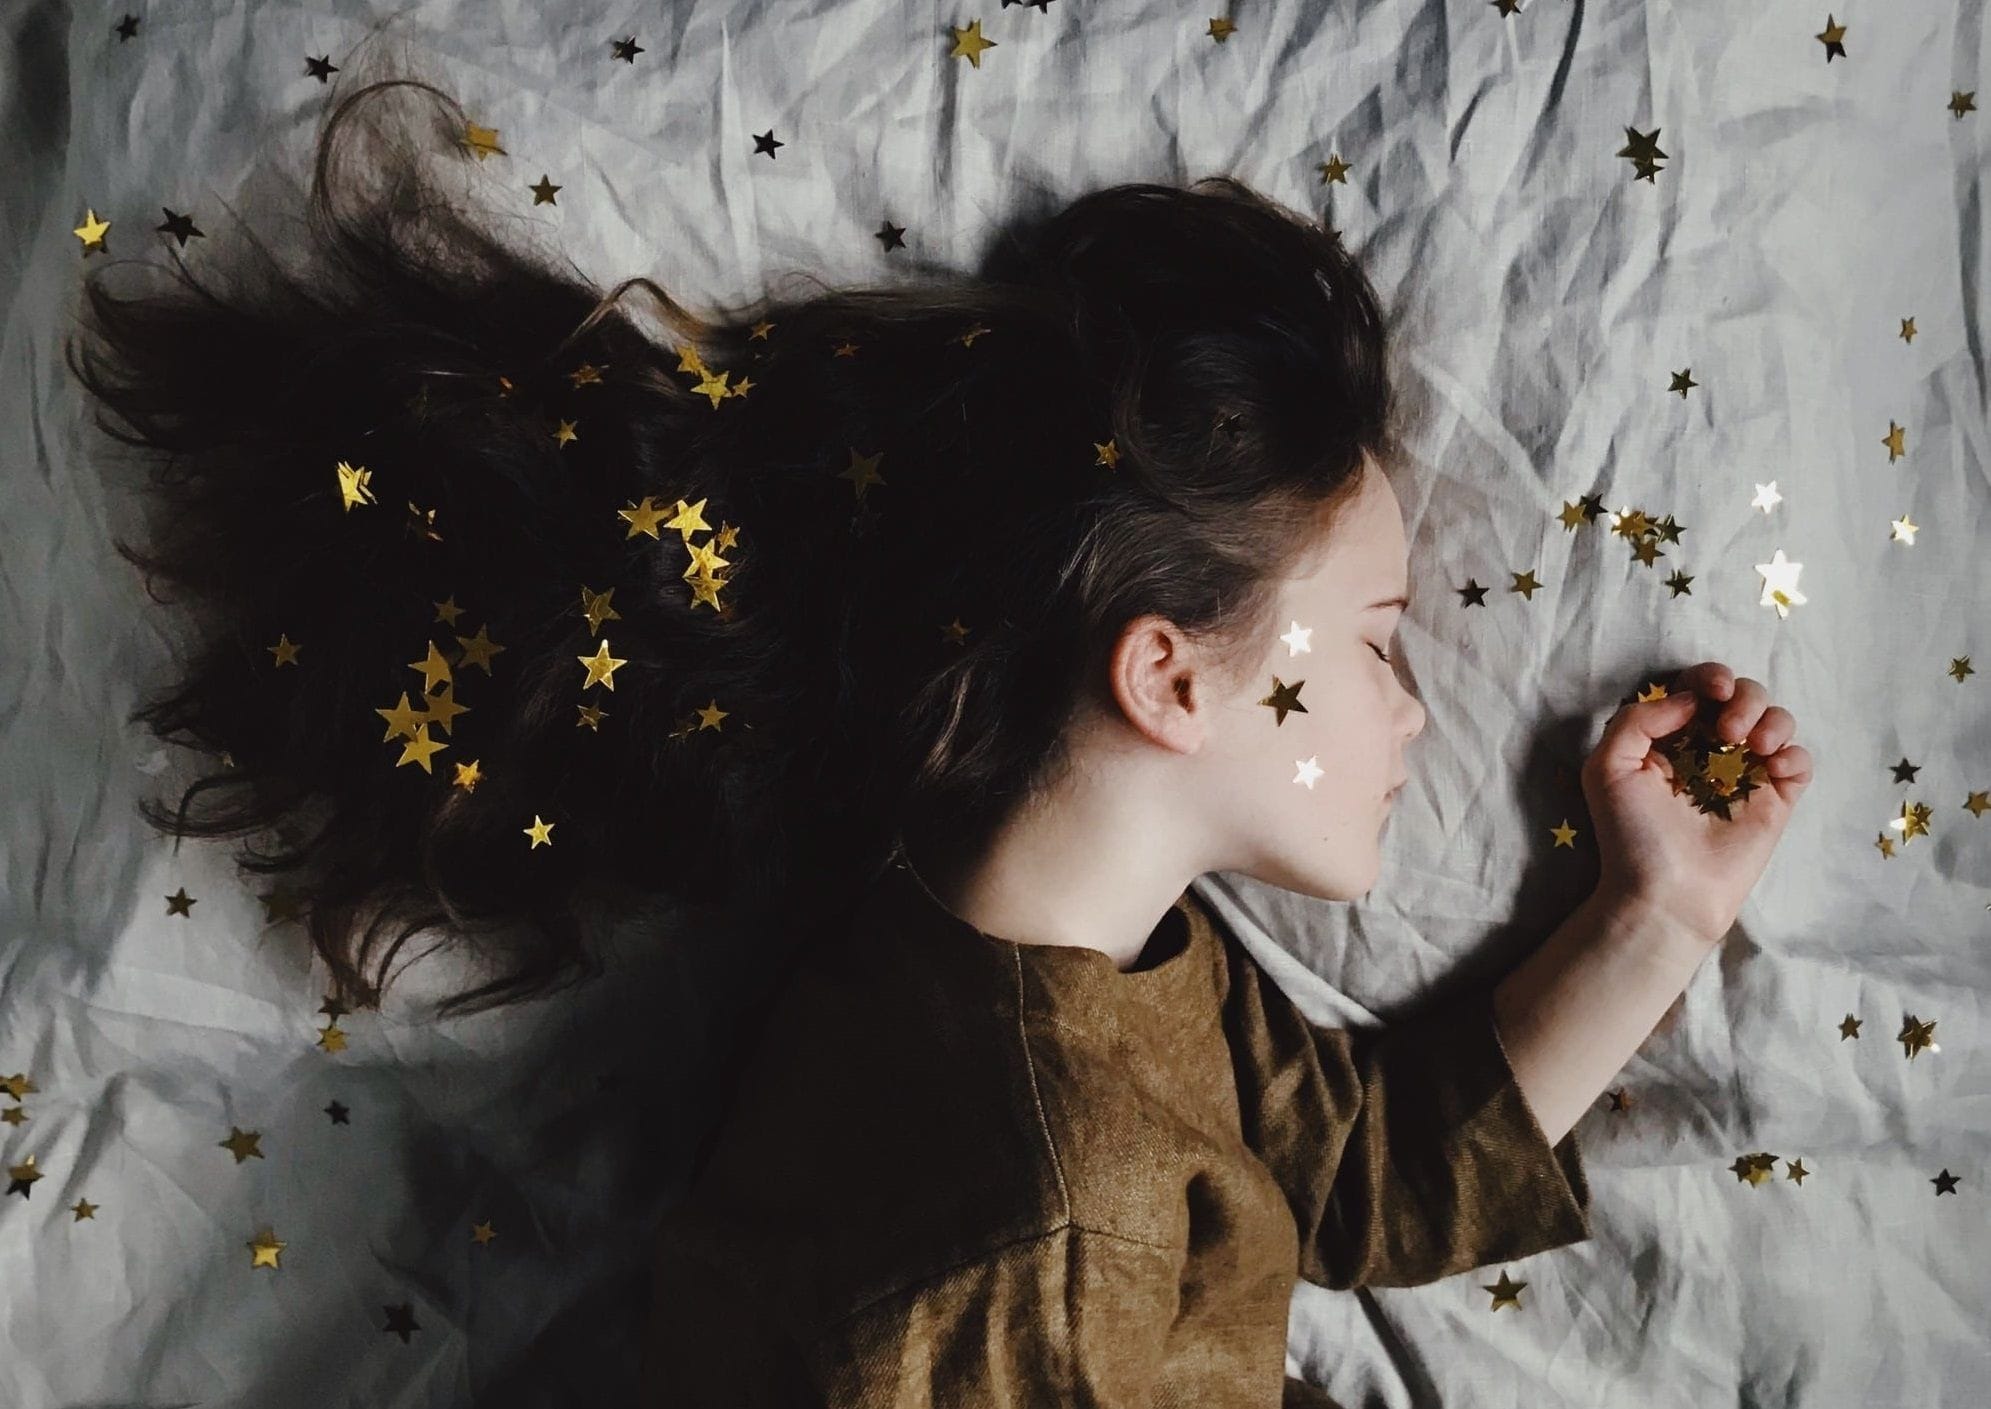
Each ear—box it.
[1106,613,1206,755]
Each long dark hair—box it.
[65,62,1400,1021]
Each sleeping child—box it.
[67,66,1811,1407]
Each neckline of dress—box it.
[880,848,1213,988]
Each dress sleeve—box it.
[809,1225,1184,1409]
[1215,916,1594,1291]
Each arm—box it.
[1492,890,1716,1147]
[1211,899,1594,1291]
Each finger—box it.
[1743,705,1796,755]
[1712,678,1770,745]
[1593,689,1700,775]
[1671,661,1736,699]
[1764,744,1813,802]
[1762,744,1810,776]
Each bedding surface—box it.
[2,2,1986,1406]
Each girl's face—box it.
[1196,454,1427,901]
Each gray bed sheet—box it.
[3,2,1987,1405]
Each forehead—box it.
[1300,456,1407,590]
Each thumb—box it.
[1591,689,1699,777]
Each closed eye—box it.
[1369,643,1393,665]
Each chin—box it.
[1242,847,1376,905]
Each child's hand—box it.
[1579,661,1814,946]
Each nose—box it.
[1399,688,1427,742]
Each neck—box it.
[895,806,1197,972]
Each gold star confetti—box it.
[6,1155,44,1198]
[408,641,453,693]
[1932,1170,1961,1195]
[1,1072,38,1101]
[1784,1159,1810,1186]
[1752,549,1806,618]
[691,365,736,407]
[471,1220,497,1245]
[335,459,376,511]
[1897,1015,1938,1060]
[248,1228,285,1269]
[1647,691,1773,819]
[1550,820,1579,848]
[619,496,670,539]
[838,449,888,500]
[73,208,111,252]
[165,887,196,916]
[394,722,448,774]
[418,684,469,735]
[577,639,628,690]
[462,122,506,160]
[524,815,556,848]
[1838,1014,1862,1039]
[218,1126,264,1163]
[383,1303,422,1342]
[268,633,302,667]
[581,586,621,635]
[455,624,505,674]
[948,19,997,67]
[1256,676,1308,725]
[1728,1152,1779,1187]
[70,1198,98,1220]
[376,692,429,742]
[661,495,716,541]
[317,1022,347,1053]
[1617,125,1667,181]
[1483,1270,1526,1310]
[1888,800,1934,844]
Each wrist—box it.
[1584,888,1720,968]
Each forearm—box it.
[1491,891,1716,1146]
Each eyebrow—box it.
[1364,594,1410,611]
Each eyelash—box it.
[1370,643,1394,665]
